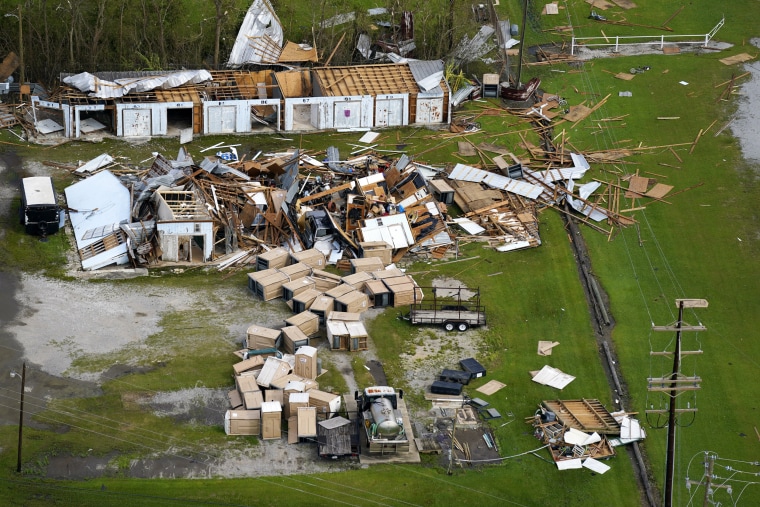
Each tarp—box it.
[63,70,212,99]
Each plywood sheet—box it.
[458,141,476,156]
[476,380,506,395]
[564,104,592,122]
[719,53,755,66]
[645,183,673,199]
[625,175,649,198]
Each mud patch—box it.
[138,387,230,426]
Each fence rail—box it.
[571,18,724,55]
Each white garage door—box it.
[208,106,237,133]
[123,109,152,137]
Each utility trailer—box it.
[405,286,486,332]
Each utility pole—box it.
[647,299,708,507]
[17,4,23,88]
[12,362,26,473]
[686,453,730,506]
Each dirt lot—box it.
[0,148,485,478]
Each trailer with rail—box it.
[404,286,486,331]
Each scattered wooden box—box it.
[245,325,282,350]
[298,406,318,438]
[308,389,342,415]
[341,271,374,291]
[427,179,455,205]
[290,248,326,269]
[261,401,282,440]
[243,390,264,410]
[371,267,405,280]
[228,389,243,410]
[225,410,260,436]
[286,392,309,420]
[294,345,318,379]
[364,280,392,308]
[281,325,311,354]
[334,290,370,313]
[308,295,334,324]
[279,262,312,280]
[359,241,393,265]
[383,275,422,307]
[282,276,316,301]
[326,312,368,351]
[350,257,385,274]
[247,268,277,293]
[257,357,292,388]
[253,270,290,301]
[325,283,355,299]
[285,311,320,337]
[291,288,322,314]
[233,356,265,376]
[265,388,284,405]
[310,269,343,291]
[235,375,260,396]
[257,247,291,271]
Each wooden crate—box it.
[291,288,321,314]
[308,296,334,324]
[290,248,326,269]
[282,276,316,301]
[287,392,309,420]
[279,262,312,280]
[285,311,320,337]
[243,390,264,410]
[294,345,318,379]
[334,290,369,313]
[246,325,282,349]
[257,247,290,271]
[281,325,310,355]
[255,270,290,301]
[247,268,277,292]
[359,241,393,265]
[265,388,283,405]
[261,401,282,440]
[225,410,260,436]
[310,269,343,291]
[371,267,405,280]
[341,271,374,291]
[307,389,342,415]
[350,257,384,274]
[364,280,391,308]
[298,407,318,437]
[325,283,355,299]
[233,356,265,376]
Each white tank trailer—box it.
[355,386,410,454]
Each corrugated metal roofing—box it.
[448,163,544,200]
[227,0,284,67]
[407,60,444,92]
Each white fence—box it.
[570,18,724,55]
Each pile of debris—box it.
[529,399,646,473]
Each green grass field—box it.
[0,0,758,505]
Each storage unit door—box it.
[333,100,361,129]
[123,109,152,137]
[208,106,237,133]
[375,98,403,127]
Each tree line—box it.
[0,0,479,89]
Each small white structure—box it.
[64,170,132,270]
[153,188,214,262]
